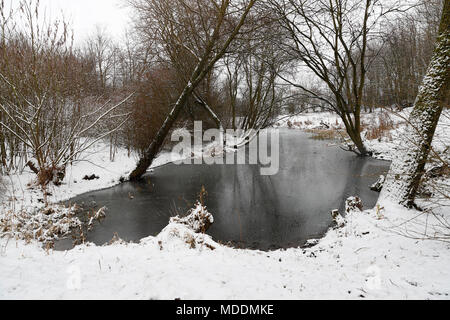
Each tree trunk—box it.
[128,0,256,181]
[380,0,450,206]
[0,112,7,169]
[353,132,368,156]
[129,84,194,181]
[0,134,6,169]
[129,89,224,181]
[194,92,223,129]
[341,109,369,156]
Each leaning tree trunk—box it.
[380,0,450,207]
[128,0,256,181]
[129,84,194,181]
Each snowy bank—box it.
[1,199,449,299]
[0,141,183,244]
[275,108,449,162]
[0,141,175,208]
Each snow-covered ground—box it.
[0,140,201,209]
[1,200,449,299]
[1,109,449,300]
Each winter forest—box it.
[0,0,449,301]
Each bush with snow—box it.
[154,202,216,251]
[0,204,82,246]
[170,201,214,233]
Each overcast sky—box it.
[38,0,131,45]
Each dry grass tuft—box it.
[306,128,345,141]
[366,112,395,141]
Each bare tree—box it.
[0,0,12,170]
[0,0,130,185]
[128,0,256,180]
[380,0,449,207]
[270,0,405,155]
[363,0,444,111]
[84,26,116,92]
[221,7,291,131]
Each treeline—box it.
[0,0,289,180]
[0,0,445,183]
[363,0,443,111]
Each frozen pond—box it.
[57,129,390,251]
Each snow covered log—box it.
[380,1,450,207]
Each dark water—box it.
[57,130,390,251]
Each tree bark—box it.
[380,0,450,206]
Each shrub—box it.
[366,112,395,141]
